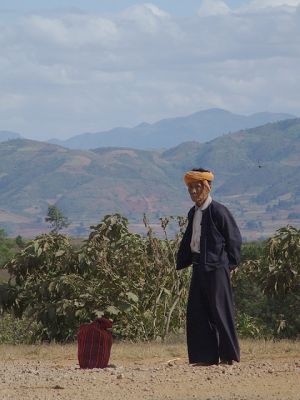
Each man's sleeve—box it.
[176,208,193,270]
[217,206,242,270]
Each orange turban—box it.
[184,171,214,191]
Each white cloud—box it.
[249,0,300,8]
[23,14,119,47]
[0,93,26,110]
[0,3,300,140]
[241,0,300,13]
[120,3,180,37]
[123,3,170,18]
[198,0,231,17]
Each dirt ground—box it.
[0,339,299,400]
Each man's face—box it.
[187,181,209,207]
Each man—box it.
[177,168,242,366]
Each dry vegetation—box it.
[1,338,299,364]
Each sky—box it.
[1,0,300,140]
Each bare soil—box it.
[0,340,299,400]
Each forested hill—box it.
[0,131,22,142]
[0,118,299,239]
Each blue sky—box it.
[1,0,300,140]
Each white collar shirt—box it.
[190,194,212,253]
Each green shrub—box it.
[2,214,190,342]
[0,313,39,344]
[236,312,272,338]
[237,226,300,338]
[1,218,299,343]
[0,228,19,269]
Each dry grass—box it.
[0,338,299,365]
[241,338,300,360]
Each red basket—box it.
[77,318,113,369]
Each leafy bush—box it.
[1,218,299,343]
[1,214,190,342]
[237,226,300,338]
[256,226,299,297]
[0,228,20,269]
[236,312,270,338]
[0,313,39,344]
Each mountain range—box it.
[48,109,295,150]
[0,118,299,239]
[1,109,295,151]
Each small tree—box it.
[0,228,6,240]
[15,235,25,248]
[45,205,70,233]
[0,228,18,268]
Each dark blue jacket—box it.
[176,200,242,271]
